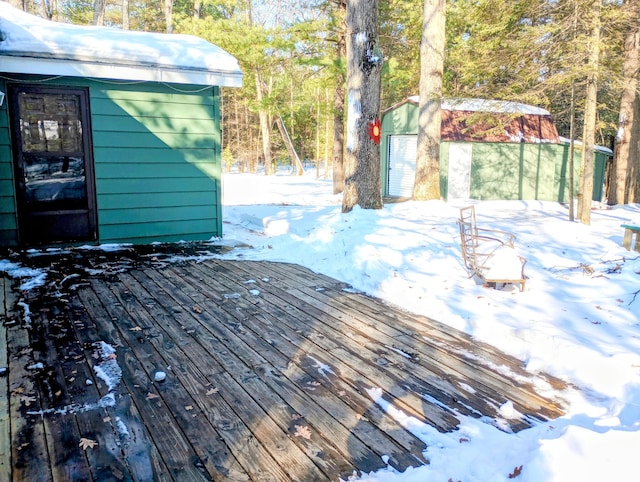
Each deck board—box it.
[0,277,12,481]
[2,255,569,481]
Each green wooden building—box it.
[0,4,242,247]
[381,97,610,202]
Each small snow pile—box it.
[483,246,523,281]
[93,341,122,392]
[0,259,48,291]
[17,300,32,325]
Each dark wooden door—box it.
[10,85,97,245]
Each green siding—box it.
[91,81,222,244]
[0,77,17,245]
[98,219,218,244]
[380,102,419,194]
[0,75,224,246]
[380,101,610,202]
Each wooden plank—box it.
[28,308,94,482]
[0,277,12,482]
[246,261,563,420]
[84,278,272,481]
[190,262,468,430]
[8,322,52,482]
[63,296,171,480]
[123,268,341,480]
[206,260,562,427]
[155,264,428,470]
[78,282,215,482]
[136,266,414,475]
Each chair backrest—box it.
[457,206,478,269]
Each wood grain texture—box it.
[5,259,568,481]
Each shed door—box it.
[10,85,97,245]
[447,143,472,199]
[388,135,417,197]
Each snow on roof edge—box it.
[0,55,243,88]
[559,136,613,155]
[406,95,551,116]
[0,3,243,87]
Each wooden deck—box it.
[0,252,568,481]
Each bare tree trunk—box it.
[165,0,174,33]
[38,0,51,19]
[275,115,304,176]
[256,71,274,175]
[93,0,106,25]
[568,82,576,221]
[609,0,640,205]
[628,98,640,202]
[316,87,321,178]
[577,0,601,225]
[51,0,59,20]
[342,0,384,212]
[122,0,130,30]
[324,88,331,179]
[413,0,445,201]
[193,1,202,19]
[332,6,347,194]
[8,0,24,10]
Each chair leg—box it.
[623,228,632,250]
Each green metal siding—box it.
[470,143,559,201]
[0,78,18,246]
[0,75,223,246]
[381,101,609,202]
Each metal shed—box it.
[0,4,242,247]
[380,96,610,201]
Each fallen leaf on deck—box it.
[146,392,160,400]
[185,405,194,411]
[79,438,97,450]
[508,465,523,478]
[192,306,203,314]
[11,387,25,396]
[21,395,37,406]
[206,387,219,395]
[294,425,312,440]
[103,416,111,423]
[129,326,142,332]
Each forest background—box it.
[7,0,640,205]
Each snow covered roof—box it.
[407,96,550,116]
[391,96,559,144]
[0,3,243,87]
[559,137,613,155]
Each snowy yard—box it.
[1,169,639,481]
[218,170,640,481]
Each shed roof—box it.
[395,96,559,144]
[0,3,243,87]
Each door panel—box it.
[10,85,97,245]
[388,135,417,197]
[447,143,472,199]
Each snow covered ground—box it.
[218,170,640,481]
[2,169,639,481]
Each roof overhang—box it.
[0,3,243,87]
